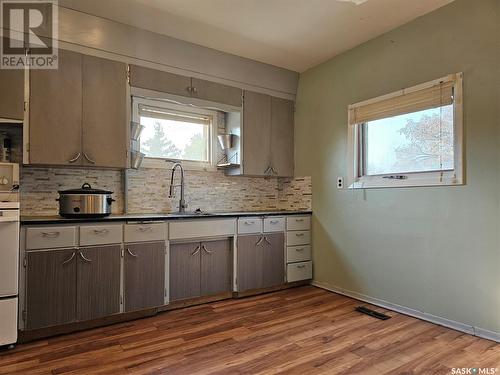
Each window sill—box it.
[141,158,217,172]
[348,173,463,189]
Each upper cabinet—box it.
[28,50,128,168]
[0,69,24,121]
[129,65,242,107]
[236,91,294,177]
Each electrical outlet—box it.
[337,177,344,189]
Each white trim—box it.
[347,73,464,189]
[312,280,500,343]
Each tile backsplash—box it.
[20,166,311,216]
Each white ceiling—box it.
[59,0,454,72]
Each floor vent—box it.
[355,306,391,320]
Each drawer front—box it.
[263,217,285,233]
[124,223,167,243]
[286,231,311,246]
[287,261,312,282]
[286,245,311,263]
[237,217,262,234]
[26,226,77,250]
[286,216,311,231]
[169,219,236,240]
[80,225,123,246]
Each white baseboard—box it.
[312,280,500,343]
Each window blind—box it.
[349,78,455,125]
[139,104,211,125]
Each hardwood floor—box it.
[1,286,499,374]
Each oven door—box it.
[0,209,19,297]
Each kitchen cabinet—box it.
[124,242,166,312]
[29,50,128,167]
[237,233,285,292]
[76,246,121,321]
[0,67,24,121]
[26,248,77,330]
[190,78,242,107]
[170,239,232,302]
[239,91,294,177]
[82,55,128,168]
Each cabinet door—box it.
[242,91,271,176]
[169,242,201,301]
[77,245,121,321]
[236,234,263,292]
[82,55,128,168]
[129,65,192,97]
[191,78,242,107]
[0,67,24,120]
[262,233,285,288]
[271,97,294,177]
[29,49,82,165]
[124,242,165,312]
[200,239,232,296]
[26,249,77,330]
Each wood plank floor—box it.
[1,286,499,374]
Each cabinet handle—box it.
[271,167,278,175]
[78,251,92,263]
[295,233,305,237]
[191,86,198,94]
[264,166,272,175]
[270,220,279,224]
[137,226,153,232]
[263,236,272,246]
[202,245,212,254]
[41,231,60,238]
[126,248,138,258]
[68,152,81,163]
[191,245,201,256]
[295,248,305,252]
[244,221,254,225]
[61,251,76,265]
[255,236,264,246]
[93,229,109,235]
[295,219,304,222]
[297,265,306,269]
[83,152,96,164]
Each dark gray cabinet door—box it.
[236,235,263,292]
[125,242,166,312]
[129,65,191,97]
[200,239,232,296]
[191,78,242,107]
[170,242,201,301]
[26,249,77,330]
[242,91,272,176]
[29,49,83,165]
[271,97,294,177]
[82,55,128,168]
[77,245,121,321]
[0,67,24,120]
[262,233,285,288]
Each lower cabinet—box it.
[237,233,285,292]
[170,239,232,302]
[124,242,166,312]
[77,246,121,321]
[26,246,121,330]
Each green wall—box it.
[295,0,500,334]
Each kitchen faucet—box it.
[169,163,187,213]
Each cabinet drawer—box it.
[263,217,285,233]
[124,223,167,243]
[169,219,236,240]
[287,261,312,282]
[286,245,311,263]
[286,216,311,231]
[238,217,262,234]
[286,231,311,246]
[80,225,123,246]
[26,226,77,250]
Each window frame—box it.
[347,73,464,189]
[132,96,219,171]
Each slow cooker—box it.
[57,183,115,218]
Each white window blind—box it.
[139,104,211,125]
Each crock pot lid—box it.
[58,183,113,195]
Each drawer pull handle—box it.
[93,229,109,235]
[191,245,201,256]
[78,251,92,263]
[297,265,306,269]
[295,233,305,237]
[138,226,153,232]
[126,248,138,258]
[255,236,264,246]
[270,220,279,224]
[41,231,60,238]
[295,219,304,222]
[244,221,254,225]
[202,245,212,254]
[62,252,76,265]
[296,248,305,252]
